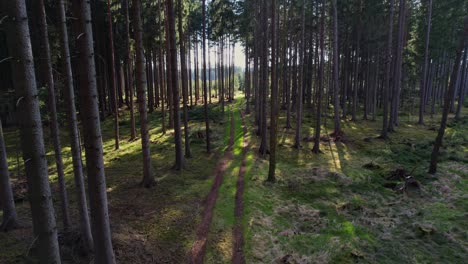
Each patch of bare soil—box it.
[188,113,235,263]
[233,111,248,264]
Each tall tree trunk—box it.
[332,0,342,136]
[285,36,292,129]
[36,0,71,230]
[380,0,395,139]
[390,0,406,130]
[167,0,184,169]
[71,0,116,262]
[188,37,193,107]
[195,39,200,104]
[455,46,467,119]
[178,0,192,158]
[202,0,211,153]
[429,17,468,174]
[58,0,93,251]
[351,12,361,122]
[208,43,212,104]
[293,0,305,149]
[124,0,137,140]
[147,51,155,112]
[153,48,160,108]
[418,0,432,125]
[221,39,225,113]
[245,46,251,114]
[0,120,19,231]
[133,0,156,187]
[259,0,269,155]
[3,0,61,261]
[268,0,278,182]
[160,47,167,134]
[313,0,325,153]
[107,0,120,149]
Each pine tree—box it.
[71,0,116,261]
[3,0,61,261]
[0,120,19,231]
[36,0,71,229]
[58,0,93,251]
[134,0,156,187]
[268,0,278,182]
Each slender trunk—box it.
[419,0,432,125]
[202,0,211,153]
[332,0,342,135]
[313,0,325,153]
[124,0,137,140]
[3,0,61,261]
[71,0,116,261]
[147,51,155,112]
[188,37,193,107]
[221,39,225,113]
[390,0,406,130]
[455,47,467,119]
[259,0,269,155]
[294,0,305,149]
[245,46,251,114]
[167,0,184,169]
[380,0,395,139]
[153,48,160,108]
[133,0,156,187]
[268,0,278,182]
[58,0,93,250]
[429,17,468,173]
[178,0,192,158]
[106,0,120,149]
[352,9,361,122]
[195,39,200,104]
[0,120,19,231]
[160,47,167,134]
[37,0,71,230]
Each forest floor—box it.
[0,95,467,264]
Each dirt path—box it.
[188,112,235,264]
[232,111,248,264]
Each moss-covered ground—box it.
[243,101,468,264]
[0,95,467,263]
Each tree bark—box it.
[36,0,71,230]
[429,17,468,174]
[259,0,269,155]
[332,0,342,136]
[313,0,325,153]
[268,0,278,182]
[178,0,192,158]
[380,0,395,139]
[0,120,19,231]
[106,0,120,149]
[455,46,467,119]
[133,0,155,187]
[58,0,93,251]
[3,0,61,261]
[351,5,362,122]
[202,0,211,153]
[124,0,137,140]
[390,0,406,130]
[71,0,116,261]
[167,0,184,169]
[418,0,432,125]
[293,0,305,149]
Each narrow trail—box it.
[232,111,248,264]
[188,111,235,264]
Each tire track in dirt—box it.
[188,111,235,264]
[232,110,248,264]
